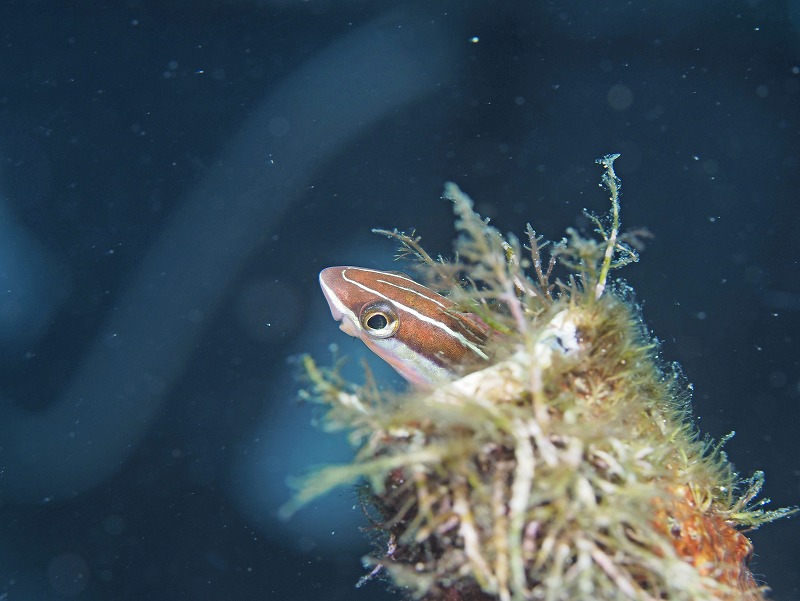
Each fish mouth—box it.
[338,318,359,337]
[319,268,360,338]
[319,268,345,321]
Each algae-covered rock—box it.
[286,156,794,601]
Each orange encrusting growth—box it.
[659,485,761,600]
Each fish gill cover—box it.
[284,156,795,601]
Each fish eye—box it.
[366,313,388,329]
[360,302,399,339]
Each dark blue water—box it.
[0,1,798,599]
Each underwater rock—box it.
[287,156,794,601]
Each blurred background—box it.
[0,1,798,599]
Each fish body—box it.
[318,266,489,386]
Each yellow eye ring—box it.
[360,302,399,339]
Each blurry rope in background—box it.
[0,8,459,504]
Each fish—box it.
[318,266,489,386]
